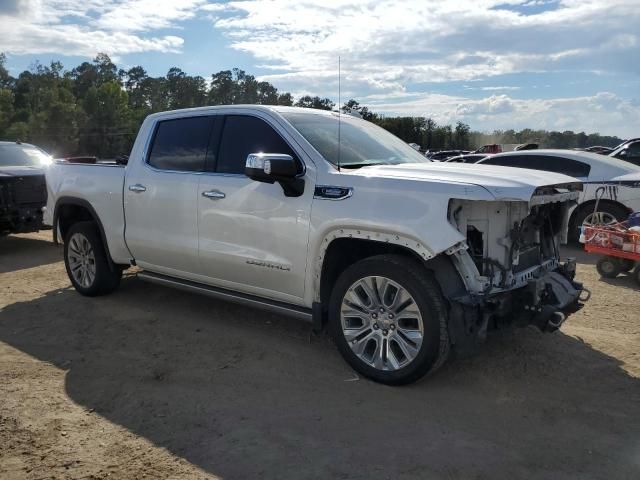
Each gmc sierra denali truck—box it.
[1,141,49,236]
[44,106,588,385]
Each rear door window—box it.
[482,155,591,177]
[148,116,215,172]
[215,115,296,174]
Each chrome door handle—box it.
[202,190,226,199]
[128,184,146,193]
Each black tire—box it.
[64,221,121,296]
[569,203,629,243]
[596,256,621,279]
[328,254,450,385]
[620,259,635,272]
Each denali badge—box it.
[314,185,353,200]
[246,260,291,271]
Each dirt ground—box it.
[1,231,638,480]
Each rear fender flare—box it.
[53,197,116,267]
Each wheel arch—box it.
[569,198,631,227]
[315,231,468,324]
[53,197,116,266]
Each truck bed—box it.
[45,162,131,264]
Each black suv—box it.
[0,142,49,236]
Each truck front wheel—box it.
[329,255,450,385]
[64,221,121,296]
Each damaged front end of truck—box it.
[445,182,590,353]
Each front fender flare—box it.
[312,227,438,302]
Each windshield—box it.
[0,144,52,167]
[282,112,430,168]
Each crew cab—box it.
[44,106,588,385]
[1,141,50,236]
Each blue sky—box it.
[1,0,639,137]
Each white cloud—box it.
[3,0,638,85]
[95,0,208,32]
[365,91,640,137]
[0,0,637,136]
[205,0,639,135]
[0,0,199,56]
[211,0,640,88]
[484,87,521,91]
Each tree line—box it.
[0,53,623,158]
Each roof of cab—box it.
[145,104,336,121]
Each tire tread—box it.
[329,254,450,385]
[64,221,121,296]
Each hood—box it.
[352,162,581,202]
[0,166,46,177]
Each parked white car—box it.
[44,106,588,385]
[476,150,640,241]
[609,138,640,167]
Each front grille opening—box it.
[4,176,47,205]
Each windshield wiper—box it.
[340,161,400,169]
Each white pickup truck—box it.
[45,106,588,385]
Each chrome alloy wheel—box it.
[67,232,96,288]
[583,211,618,226]
[340,276,424,371]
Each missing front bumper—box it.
[521,258,591,331]
[448,259,589,355]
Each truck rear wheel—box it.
[328,255,449,385]
[64,221,121,296]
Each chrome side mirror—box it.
[245,153,304,197]
[246,153,297,179]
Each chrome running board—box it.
[137,271,312,322]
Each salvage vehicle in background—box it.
[609,139,640,167]
[444,153,489,164]
[475,143,538,155]
[45,106,588,385]
[582,146,614,155]
[0,141,50,236]
[426,150,471,161]
[476,150,640,242]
